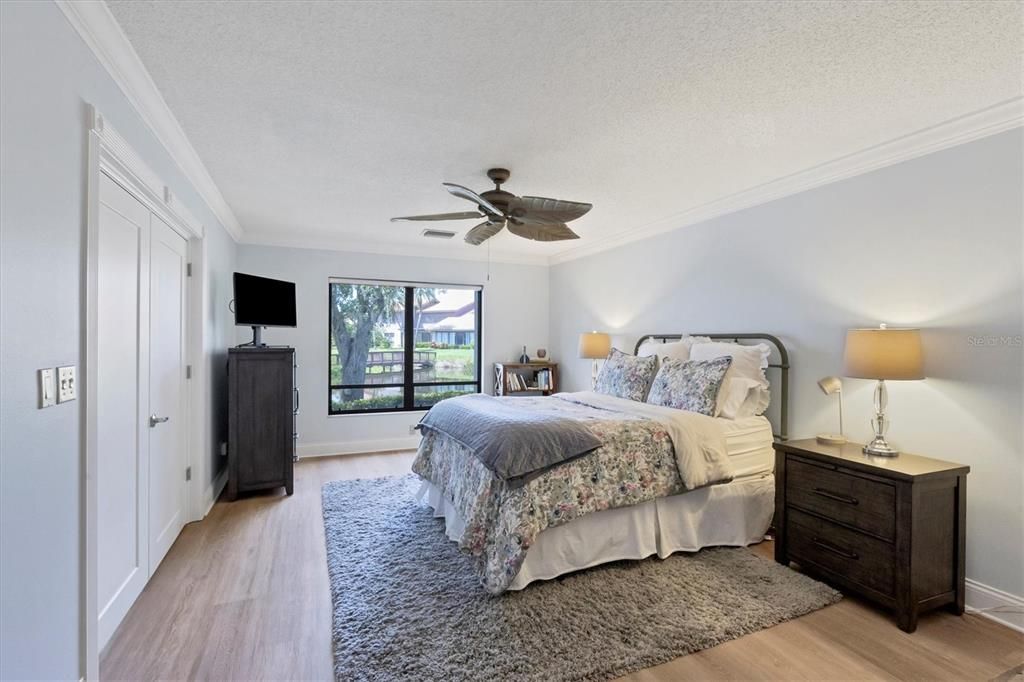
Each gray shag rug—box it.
[322,475,840,682]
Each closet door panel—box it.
[96,172,150,650]
[147,215,189,572]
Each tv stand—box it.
[245,325,266,347]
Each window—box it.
[328,280,482,414]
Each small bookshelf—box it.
[493,362,558,396]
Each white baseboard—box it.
[297,436,422,458]
[966,579,1024,633]
[202,467,229,517]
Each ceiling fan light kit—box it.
[391,168,593,245]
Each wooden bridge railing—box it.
[329,350,438,383]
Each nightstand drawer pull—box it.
[812,487,859,505]
[812,537,859,561]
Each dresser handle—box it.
[812,537,859,560]
[812,487,858,505]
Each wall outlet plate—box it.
[57,365,76,403]
[39,368,56,408]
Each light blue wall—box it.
[549,129,1024,598]
[236,244,549,453]
[0,2,237,678]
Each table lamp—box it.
[843,324,923,457]
[816,376,846,445]
[578,331,611,389]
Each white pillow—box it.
[715,377,763,419]
[636,336,711,364]
[689,342,771,418]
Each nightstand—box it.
[774,439,969,632]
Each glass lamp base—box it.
[863,437,899,457]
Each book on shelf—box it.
[508,372,525,391]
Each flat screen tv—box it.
[233,272,297,331]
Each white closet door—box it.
[96,172,151,649]
[97,173,190,651]
[147,215,189,571]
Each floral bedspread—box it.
[411,395,687,593]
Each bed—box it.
[412,333,790,593]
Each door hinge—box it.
[185,466,192,482]
[186,364,192,379]
[186,262,192,277]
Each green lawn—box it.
[329,347,476,384]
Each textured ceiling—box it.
[105,0,1022,262]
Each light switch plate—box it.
[57,365,76,403]
[39,368,56,408]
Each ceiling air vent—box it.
[421,229,456,239]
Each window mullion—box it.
[476,289,483,395]
[403,287,414,410]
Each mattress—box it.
[420,413,777,591]
[722,415,775,478]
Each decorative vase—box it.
[519,346,530,363]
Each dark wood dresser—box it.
[774,439,968,632]
[227,347,296,500]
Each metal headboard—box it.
[634,333,790,441]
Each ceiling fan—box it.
[391,168,593,245]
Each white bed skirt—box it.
[418,473,775,591]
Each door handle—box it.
[149,414,170,427]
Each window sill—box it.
[327,409,430,418]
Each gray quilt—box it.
[415,394,603,486]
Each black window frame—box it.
[328,282,482,415]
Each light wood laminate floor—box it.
[101,451,1023,681]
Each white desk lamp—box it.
[816,376,846,445]
[578,331,611,389]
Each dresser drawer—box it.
[786,457,895,540]
[787,508,894,598]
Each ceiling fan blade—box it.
[508,196,592,225]
[442,182,504,218]
[390,211,483,222]
[506,221,580,242]
[464,220,505,246]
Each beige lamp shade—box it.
[843,327,924,380]
[578,331,611,359]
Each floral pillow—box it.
[594,348,658,401]
[646,356,733,415]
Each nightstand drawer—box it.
[787,508,894,598]
[787,457,895,541]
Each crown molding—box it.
[549,98,1024,265]
[55,0,244,242]
[239,230,551,267]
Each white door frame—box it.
[82,107,207,680]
